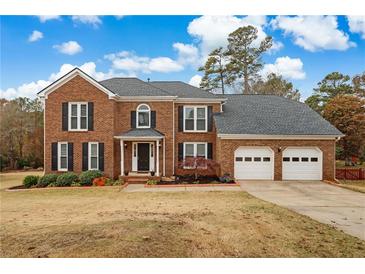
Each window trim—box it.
[136,103,151,129]
[183,106,208,132]
[88,142,99,170]
[68,102,88,131]
[183,142,207,169]
[58,142,68,171]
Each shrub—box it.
[219,173,235,183]
[79,170,103,186]
[71,182,81,187]
[37,174,58,188]
[55,172,78,187]
[23,175,39,188]
[92,177,106,187]
[146,179,159,185]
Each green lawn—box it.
[1,172,364,258]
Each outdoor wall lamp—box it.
[278,147,282,153]
[124,143,128,149]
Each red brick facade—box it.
[43,74,337,181]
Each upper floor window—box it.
[137,104,150,128]
[69,102,88,131]
[183,106,207,132]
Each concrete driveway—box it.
[239,180,365,240]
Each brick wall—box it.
[217,139,336,181]
[113,101,174,177]
[174,103,221,176]
[44,75,116,178]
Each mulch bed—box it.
[6,183,128,191]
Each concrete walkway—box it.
[239,180,365,240]
[124,184,241,192]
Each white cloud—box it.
[37,15,61,22]
[53,41,83,55]
[261,56,306,80]
[187,15,279,58]
[189,75,202,87]
[105,51,183,73]
[271,16,355,51]
[71,16,102,28]
[28,30,43,42]
[347,16,365,39]
[0,62,129,100]
[173,42,200,66]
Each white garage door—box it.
[234,147,274,180]
[282,147,322,180]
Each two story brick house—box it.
[38,68,343,182]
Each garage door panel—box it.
[283,148,322,180]
[234,147,274,180]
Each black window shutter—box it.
[151,111,156,128]
[88,102,94,131]
[62,102,68,131]
[178,143,184,161]
[207,143,213,159]
[99,143,104,171]
[51,142,58,171]
[131,111,136,128]
[68,142,74,171]
[178,106,183,132]
[208,106,213,132]
[82,142,88,171]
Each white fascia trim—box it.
[115,96,177,102]
[217,134,343,140]
[114,136,164,140]
[176,98,226,103]
[38,68,116,100]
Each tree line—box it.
[199,25,300,100]
[0,98,44,170]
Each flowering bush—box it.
[92,177,107,186]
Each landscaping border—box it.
[6,183,129,192]
[144,183,239,188]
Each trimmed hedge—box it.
[55,172,78,187]
[37,174,58,188]
[79,170,103,186]
[23,175,39,188]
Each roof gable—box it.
[37,68,115,99]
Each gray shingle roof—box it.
[214,95,343,136]
[149,81,220,98]
[99,78,172,97]
[117,128,164,138]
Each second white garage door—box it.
[234,147,274,180]
[282,147,323,180]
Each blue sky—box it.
[1,15,364,100]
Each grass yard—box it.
[0,172,364,258]
[0,171,44,190]
[337,180,365,193]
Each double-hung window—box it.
[58,142,68,171]
[89,142,99,170]
[183,106,207,132]
[69,102,88,131]
[183,142,207,168]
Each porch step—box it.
[120,175,161,184]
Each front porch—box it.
[114,128,166,183]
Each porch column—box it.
[120,139,124,176]
[156,140,160,176]
[163,138,166,176]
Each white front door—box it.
[234,147,274,180]
[282,147,322,180]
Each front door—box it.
[137,143,150,171]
